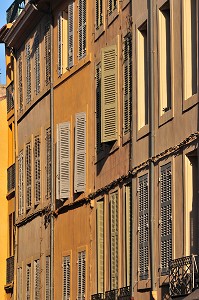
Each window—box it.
[95,0,103,29]
[9,212,15,257]
[18,151,24,215]
[18,54,23,112]
[160,163,172,274]
[101,45,118,142]
[45,256,50,300]
[44,21,51,86]
[108,0,117,16]
[34,259,40,300]
[17,267,22,300]
[34,32,40,95]
[137,22,148,130]
[26,143,32,210]
[34,136,41,205]
[26,264,31,300]
[74,112,86,193]
[63,255,70,300]
[182,0,197,100]
[25,42,31,104]
[96,63,103,153]
[110,191,118,289]
[56,122,71,200]
[158,1,171,115]
[68,2,74,68]
[78,0,86,59]
[138,174,149,280]
[77,250,86,300]
[57,12,63,76]
[97,200,104,293]
[46,128,51,198]
[123,34,132,136]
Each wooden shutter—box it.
[58,12,63,76]
[46,128,51,198]
[17,267,22,300]
[101,45,118,142]
[68,2,74,68]
[110,191,118,289]
[34,33,40,95]
[34,136,41,205]
[18,54,23,112]
[63,256,70,300]
[138,174,149,280]
[78,0,86,59]
[34,260,40,300]
[125,184,132,286]
[25,42,31,104]
[96,63,103,153]
[26,264,31,300]
[44,21,51,86]
[78,251,86,300]
[160,163,172,274]
[97,200,104,293]
[45,256,50,300]
[123,34,132,135]
[108,0,117,15]
[26,143,31,210]
[56,122,70,199]
[74,112,86,193]
[18,151,24,215]
[96,0,103,29]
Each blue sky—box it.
[0,0,14,84]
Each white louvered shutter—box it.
[46,128,51,198]
[74,112,86,193]
[17,267,22,300]
[101,45,118,142]
[78,251,86,300]
[110,191,118,289]
[56,122,70,199]
[26,143,31,209]
[160,163,172,274]
[44,21,51,85]
[68,2,74,68]
[138,174,149,280]
[34,136,41,205]
[18,151,24,215]
[26,264,31,300]
[34,260,40,300]
[96,63,103,153]
[45,256,50,300]
[97,200,104,293]
[78,0,86,59]
[35,33,40,95]
[63,256,70,300]
[125,184,132,286]
[18,54,23,112]
[58,13,63,76]
[25,42,31,104]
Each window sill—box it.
[183,93,198,112]
[137,278,151,290]
[122,0,131,10]
[95,25,105,41]
[159,109,173,127]
[137,124,149,140]
[108,9,119,27]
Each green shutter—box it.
[97,200,104,293]
[110,191,118,289]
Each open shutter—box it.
[26,264,31,300]
[160,163,172,274]
[45,256,50,300]
[78,0,86,59]
[17,267,22,300]
[58,12,63,76]
[125,184,132,286]
[78,251,86,300]
[18,54,23,112]
[34,136,41,205]
[110,191,118,289]
[46,128,51,198]
[68,2,74,68]
[26,143,31,210]
[18,151,24,215]
[34,260,40,300]
[34,33,40,95]
[138,174,149,280]
[96,63,103,153]
[63,256,70,300]
[101,45,118,142]
[97,200,104,293]
[44,21,51,85]
[74,112,86,193]
[25,42,31,104]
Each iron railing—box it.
[6,0,26,23]
[6,81,14,113]
[7,163,15,193]
[118,286,131,300]
[91,293,104,300]
[169,255,199,297]
[105,289,118,300]
[92,287,131,300]
[6,256,14,284]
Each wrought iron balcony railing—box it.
[118,286,131,300]
[105,289,118,300]
[169,255,199,298]
[6,0,26,23]
[7,163,15,193]
[6,256,14,284]
[6,82,14,113]
[91,293,104,300]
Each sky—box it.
[0,0,14,84]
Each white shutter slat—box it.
[68,2,74,68]
[46,128,51,198]
[18,54,23,112]
[97,201,104,293]
[78,251,86,300]
[63,256,70,300]
[34,33,40,95]
[58,13,63,76]
[26,264,31,300]
[26,43,31,104]
[44,21,51,85]
[18,151,24,215]
[26,143,31,209]
[17,267,22,300]
[34,136,41,205]
[45,256,50,300]
[78,0,86,59]
[110,191,118,289]
[34,260,40,300]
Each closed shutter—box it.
[78,0,86,59]
[17,267,22,300]
[56,122,70,199]
[101,45,118,142]
[96,63,103,153]
[18,151,24,215]
[160,163,172,274]
[46,128,51,198]
[138,174,149,280]
[34,33,40,95]
[63,256,70,300]
[96,0,103,29]
[25,42,31,104]
[58,12,63,76]
[18,54,23,112]
[34,260,40,300]
[125,184,132,286]
[97,200,104,293]
[34,136,41,205]
[44,21,51,85]
[68,2,74,68]
[26,264,31,300]
[26,143,31,210]
[74,112,86,193]
[78,250,86,300]
[123,34,132,135]
[45,256,50,300]
[110,191,118,289]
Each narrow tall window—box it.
[138,174,149,280]
[137,22,148,130]
[57,12,63,76]
[44,21,51,86]
[110,191,118,289]
[96,0,103,29]
[34,259,40,300]
[34,136,41,205]
[9,212,15,257]
[26,264,31,300]
[160,163,172,274]
[96,63,102,153]
[97,200,104,293]
[108,0,117,16]
[45,256,50,300]
[77,250,86,300]
[18,54,23,112]
[78,0,86,59]
[63,255,70,300]
[26,143,31,209]
[17,267,22,300]
[124,184,132,287]
[18,151,24,215]
[34,33,40,95]
[46,128,51,198]
[25,42,31,104]
[68,2,74,68]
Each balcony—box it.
[91,287,131,300]
[105,289,118,300]
[6,0,27,23]
[169,255,199,298]
[118,286,131,300]
[7,163,15,193]
[6,82,14,113]
[91,293,104,300]
[6,256,14,284]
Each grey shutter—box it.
[46,128,51,198]
[26,264,31,300]
[138,174,149,280]
[78,0,86,59]
[26,143,31,210]
[58,13,63,76]
[97,200,104,293]
[125,184,132,286]
[160,163,172,274]
[45,256,50,300]
[123,34,132,135]
[57,122,70,199]
[68,2,74,68]
[44,21,51,85]
[101,45,118,142]
[17,267,22,300]
[34,136,41,205]
[34,33,40,95]
[63,256,70,300]
[25,42,31,104]
[18,54,23,112]
[18,151,24,215]
[34,260,40,300]
[96,63,103,153]
[78,251,86,300]
[74,112,86,193]
[110,191,118,289]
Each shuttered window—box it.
[18,151,24,215]
[68,2,74,68]
[34,259,40,300]
[74,112,86,193]
[124,184,132,286]
[97,200,104,293]
[138,174,149,280]
[26,264,31,300]
[78,0,86,59]
[77,250,86,300]
[108,0,117,16]
[17,267,22,300]
[45,256,50,300]
[96,0,103,29]
[18,54,23,112]
[56,122,70,200]
[46,128,51,198]
[25,42,31,104]
[110,191,118,289]
[160,163,172,274]
[101,45,118,142]
[123,34,132,135]
[34,136,41,205]
[58,13,63,76]
[44,21,51,86]
[63,255,70,300]
[96,63,103,153]
[26,143,31,210]
[34,33,40,95]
